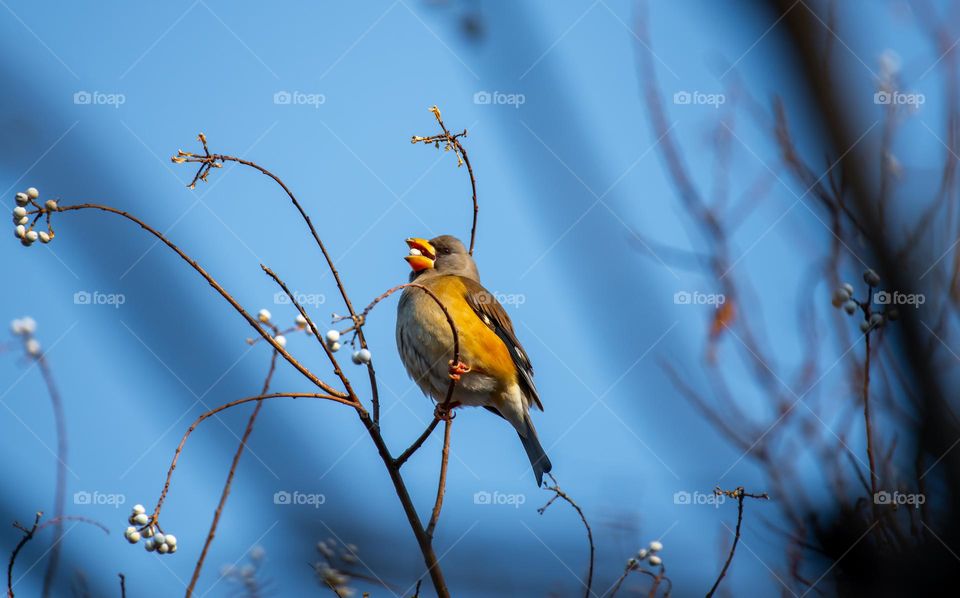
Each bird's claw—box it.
[434,401,460,421]
[448,360,471,381]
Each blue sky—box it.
[0,1,945,596]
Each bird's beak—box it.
[404,238,436,272]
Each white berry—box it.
[843,300,857,315]
[25,339,40,355]
[649,540,663,552]
[127,531,141,544]
[44,199,58,211]
[20,317,35,334]
[831,288,849,307]
[14,225,25,239]
[157,542,170,554]
[26,187,39,200]
[133,504,146,515]
[648,555,662,566]
[274,335,287,348]
[258,309,271,323]
[863,269,880,286]
[295,314,307,328]
[145,538,157,552]
[841,283,854,295]
[16,216,28,226]
[164,534,177,547]
[356,348,371,364]
[38,231,50,244]
[25,230,38,242]
[133,513,149,525]
[15,192,28,206]
[325,329,340,344]
[13,206,26,218]
[329,341,341,352]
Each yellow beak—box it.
[404,237,436,272]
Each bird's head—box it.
[404,235,479,280]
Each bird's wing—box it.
[460,277,543,411]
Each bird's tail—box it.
[518,413,552,487]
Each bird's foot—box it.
[448,360,471,381]
[434,401,461,421]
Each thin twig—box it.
[53,203,345,399]
[7,514,107,598]
[150,392,347,525]
[28,348,66,598]
[538,473,594,598]
[706,486,769,598]
[8,512,41,598]
[185,350,280,597]
[118,573,125,598]
[173,134,381,423]
[411,106,478,255]
[425,419,453,539]
[394,417,441,468]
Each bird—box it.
[396,234,552,486]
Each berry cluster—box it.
[12,187,57,247]
[123,504,177,554]
[831,268,900,333]
[314,538,359,597]
[253,308,315,349]
[627,539,665,569]
[322,328,372,366]
[221,545,266,594]
[10,317,41,356]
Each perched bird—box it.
[396,235,552,486]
